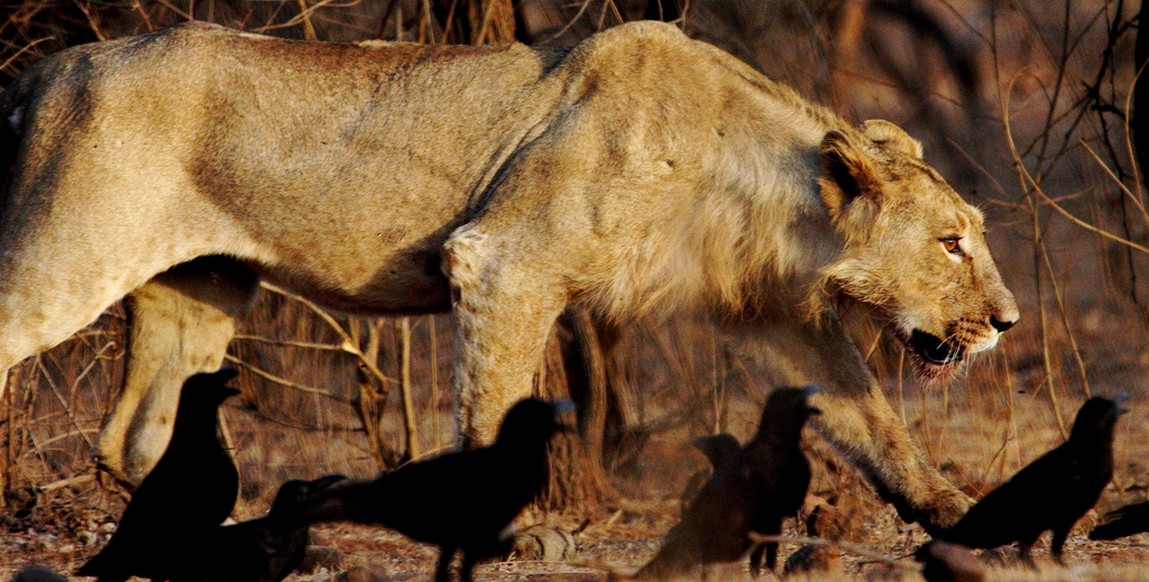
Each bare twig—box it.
[0,35,53,75]
[223,355,343,400]
[232,334,345,352]
[1002,73,1069,438]
[260,282,397,386]
[397,317,420,459]
[34,356,94,448]
[748,533,917,568]
[34,428,100,449]
[38,474,95,493]
[430,316,441,452]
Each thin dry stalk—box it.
[253,0,362,34]
[1001,75,1068,438]
[261,283,396,386]
[224,355,341,400]
[0,35,53,75]
[1003,342,1020,479]
[35,356,93,449]
[1031,189,1067,439]
[73,1,107,41]
[350,317,392,470]
[397,317,420,459]
[216,407,245,513]
[1,366,18,505]
[233,334,345,352]
[640,323,706,431]
[130,0,155,31]
[296,0,317,39]
[1035,183,1149,252]
[429,316,441,452]
[541,0,593,44]
[416,0,434,43]
[1038,237,1090,398]
[155,0,193,20]
[1121,65,1144,202]
[748,533,914,569]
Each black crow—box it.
[679,433,742,514]
[305,397,573,582]
[938,395,1128,565]
[746,387,818,576]
[631,386,820,580]
[181,474,347,582]
[692,433,741,470]
[77,369,241,582]
[1089,500,1149,541]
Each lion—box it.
[0,20,1017,532]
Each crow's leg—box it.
[435,547,458,582]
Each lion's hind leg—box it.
[96,258,258,484]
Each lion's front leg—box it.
[810,387,972,531]
[723,314,972,533]
[443,227,569,447]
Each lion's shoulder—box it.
[567,21,696,66]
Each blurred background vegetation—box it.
[0,0,1147,546]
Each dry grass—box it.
[3,0,1149,579]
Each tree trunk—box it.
[536,309,617,512]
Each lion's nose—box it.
[990,314,1017,333]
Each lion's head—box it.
[813,120,1019,379]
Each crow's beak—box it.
[553,399,577,432]
[1112,393,1131,415]
[212,386,242,402]
[308,474,349,494]
[215,367,241,383]
[802,385,822,415]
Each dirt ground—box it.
[5,393,1149,581]
[6,481,1149,581]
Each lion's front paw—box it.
[918,488,975,535]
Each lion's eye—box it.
[941,238,962,254]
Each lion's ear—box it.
[819,130,880,220]
[860,119,923,158]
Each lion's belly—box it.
[260,263,453,315]
[250,219,457,315]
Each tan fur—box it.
[0,21,1017,530]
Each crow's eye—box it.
[941,238,962,254]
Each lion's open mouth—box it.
[908,330,964,366]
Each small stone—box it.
[334,565,388,582]
[299,545,344,573]
[512,524,577,561]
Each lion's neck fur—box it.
[586,36,849,324]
